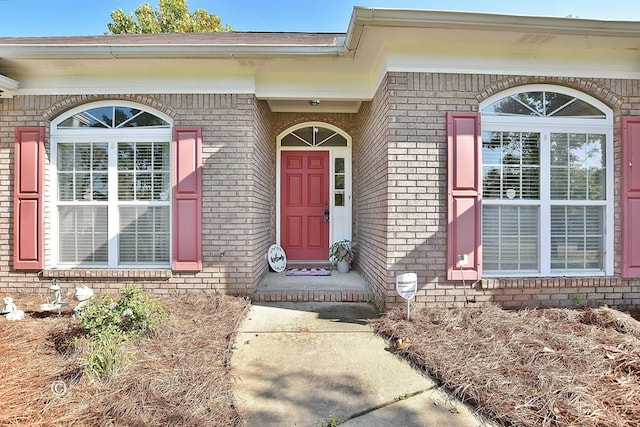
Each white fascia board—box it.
[11,75,256,96]
[0,74,20,97]
[0,44,346,60]
[386,61,640,80]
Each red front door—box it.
[281,151,329,260]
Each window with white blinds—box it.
[550,206,604,270]
[57,142,109,264]
[483,205,539,271]
[52,102,172,268]
[482,131,540,272]
[482,131,540,200]
[59,205,108,263]
[119,206,170,263]
[480,85,613,276]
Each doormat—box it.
[285,268,332,276]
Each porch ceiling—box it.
[266,99,362,113]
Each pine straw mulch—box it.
[370,304,640,427]
[0,293,250,427]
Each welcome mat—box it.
[285,268,332,276]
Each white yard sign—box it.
[396,273,417,320]
[396,273,417,300]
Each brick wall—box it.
[171,93,258,295]
[2,74,640,311]
[354,72,640,310]
[0,94,363,299]
[0,95,51,295]
[0,93,269,297]
[354,75,391,308]
[248,99,276,292]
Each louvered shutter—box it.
[14,127,45,270]
[447,112,482,280]
[172,127,202,271]
[622,117,640,277]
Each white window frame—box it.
[481,85,614,277]
[49,101,173,268]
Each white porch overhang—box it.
[0,73,19,98]
[0,8,638,110]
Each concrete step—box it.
[254,270,374,303]
[253,288,375,303]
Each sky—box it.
[1,0,639,37]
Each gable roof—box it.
[1,7,639,112]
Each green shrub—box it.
[78,284,167,339]
[77,293,120,338]
[75,284,167,379]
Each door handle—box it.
[324,210,330,222]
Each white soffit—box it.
[330,7,637,79]
[266,99,362,113]
[376,27,640,78]
[349,9,640,79]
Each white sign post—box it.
[396,273,417,320]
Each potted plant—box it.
[329,240,355,274]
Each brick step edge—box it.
[253,290,374,303]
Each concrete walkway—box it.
[231,302,493,426]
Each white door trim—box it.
[276,122,352,253]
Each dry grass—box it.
[5,293,640,427]
[370,305,640,427]
[0,293,250,427]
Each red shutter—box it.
[14,127,45,270]
[622,117,640,278]
[172,127,202,271]
[446,112,482,281]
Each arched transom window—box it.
[51,102,172,268]
[480,85,613,276]
[57,105,170,129]
[483,90,606,119]
[281,125,348,147]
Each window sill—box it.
[480,276,621,289]
[41,269,172,280]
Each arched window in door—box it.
[281,125,348,147]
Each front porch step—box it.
[253,288,374,303]
[254,270,374,303]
